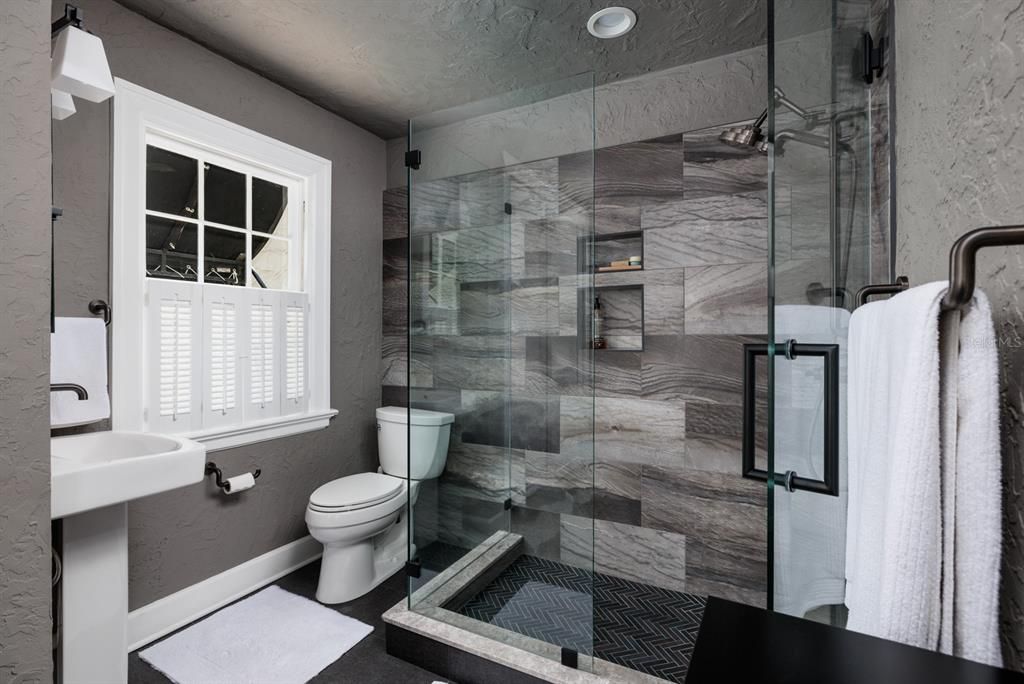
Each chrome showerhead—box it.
[719,109,768,154]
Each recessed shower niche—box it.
[581,283,644,351]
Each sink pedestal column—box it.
[62,503,129,683]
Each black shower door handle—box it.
[742,340,840,497]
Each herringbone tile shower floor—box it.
[457,555,707,683]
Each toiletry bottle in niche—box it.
[593,296,607,349]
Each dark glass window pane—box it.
[204,228,246,287]
[146,146,198,217]
[146,216,199,281]
[252,177,289,235]
[252,235,290,290]
[205,163,246,227]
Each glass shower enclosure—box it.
[767,0,882,624]
[394,0,887,676]
[404,73,597,670]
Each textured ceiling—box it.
[113,0,767,138]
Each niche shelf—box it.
[578,230,644,274]
[579,283,644,351]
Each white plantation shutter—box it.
[282,293,308,414]
[203,292,243,428]
[147,280,201,433]
[246,294,279,420]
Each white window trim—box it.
[112,79,335,450]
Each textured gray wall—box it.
[894,0,1024,670]
[50,0,386,610]
[0,1,53,680]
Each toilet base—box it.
[315,517,410,604]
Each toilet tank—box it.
[376,406,454,480]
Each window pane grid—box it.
[146,144,300,293]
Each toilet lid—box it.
[309,473,404,511]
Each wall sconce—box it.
[50,4,114,118]
[51,88,76,120]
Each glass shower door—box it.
[767,0,879,623]
[405,73,596,670]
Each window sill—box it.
[186,409,338,452]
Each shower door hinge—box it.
[405,149,421,170]
[861,32,885,84]
[405,558,422,578]
[503,497,512,511]
[561,647,578,669]
[504,202,512,216]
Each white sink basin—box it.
[51,431,206,519]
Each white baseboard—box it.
[127,535,322,651]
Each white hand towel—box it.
[845,282,1002,667]
[773,305,850,617]
[845,282,946,649]
[946,289,1002,666]
[50,317,110,427]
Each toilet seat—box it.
[308,472,404,514]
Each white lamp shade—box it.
[51,27,114,103]
[51,88,76,120]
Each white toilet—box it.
[305,406,453,604]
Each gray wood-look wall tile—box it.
[774,256,831,306]
[458,389,560,453]
[524,449,642,523]
[406,387,462,413]
[593,268,687,337]
[535,336,635,397]
[381,333,432,387]
[511,506,563,561]
[559,396,687,468]
[684,262,768,335]
[448,224,512,283]
[508,159,559,221]
[522,215,583,279]
[443,441,525,505]
[511,279,560,337]
[458,280,509,336]
[459,168,508,230]
[382,236,413,336]
[683,402,751,474]
[561,137,684,234]
[383,187,408,240]
[560,516,688,593]
[642,192,767,269]
[682,125,768,200]
[641,465,766,603]
[641,334,753,404]
[432,336,510,391]
[684,536,767,608]
[410,177,460,234]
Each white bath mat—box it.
[139,585,373,684]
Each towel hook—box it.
[88,299,111,326]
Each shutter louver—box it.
[159,296,192,419]
[208,299,237,414]
[250,301,275,407]
[285,304,305,402]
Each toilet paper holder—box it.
[205,461,261,492]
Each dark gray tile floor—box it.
[129,561,446,684]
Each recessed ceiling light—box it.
[587,7,637,39]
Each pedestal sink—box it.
[52,431,205,684]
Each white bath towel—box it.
[772,305,850,617]
[50,317,110,427]
[845,282,1002,666]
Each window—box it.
[113,80,334,450]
